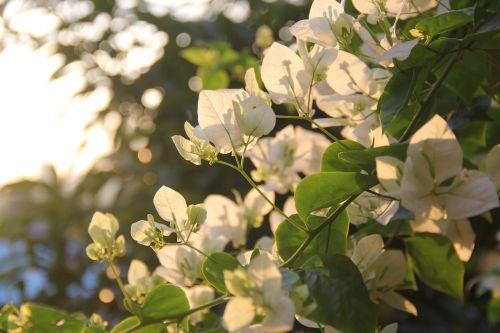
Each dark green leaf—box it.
[201,252,240,293]
[275,212,349,268]
[337,144,408,173]
[301,255,378,333]
[295,172,378,221]
[142,284,190,321]
[405,233,464,300]
[379,68,419,132]
[416,8,474,36]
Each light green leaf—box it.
[405,233,464,300]
[201,252,240,293]
[488,297,500,326]
[142,284,190,321]
[321,140,366,172]
[294,172,378,221]
[110,317,141,333]
[337,144,408,173]
[275,213,349,268]
[300,255,378,333]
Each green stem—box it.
[108,259,133,306]
[398,50,462,142]
[281,195,357,267]
[215,160,308,232]
[366,189,400,201]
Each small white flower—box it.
[172,122,218,165]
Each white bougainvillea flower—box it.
[222,253,295,332]
[401,115,499,221]
[181,285,215,324]
[349,235,417,315]
[202,186,275,248]
[354,23,419,67]
[412,218,475,262]
[86,212,125,261]
[125,260,163,303]
[156,231,225,287]
[315,93,379,146]
[347,188,399,225]
[172,122,218,165]
[153,186,207,241]
[324,50,374,96]
[198,89,250,154]
[130,218,174,247]
[296,41,338,81]
[368,250,418,315]
[235,95,276,137]
[289,0,356,48]
[376,156,404,198]
[352,0,387,24]
[244,67,272,105]
[261,42,312,115]
[481,144,500,191]
[386,0,438,20]
[247,125,330,193]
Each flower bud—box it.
[187,204,207,228]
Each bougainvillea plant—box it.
[2,0,500,332]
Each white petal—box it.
[153,186,188,228]
[483,144,500,190]
[198,89,248,154]
[407,114,462,183]
[248,253,282,297]
[381,323,399,333]
[443,170,499,219]
[222,297,255,332]
[376,156,404,196]
[443,219,475,262]
[378,290,418,316]
[261,42,311,111]
[263,296,295,333]
[289,20,317,42]
[88,212,119,247]
[172,135,202,165]
[352,0,380,15]
[351,234,384,272]
[377,39,419,63]
[243,186,275,227]
[325,50,372,95]
[202,194,243,248]
[373,250,406,288]
[128,259,150,286]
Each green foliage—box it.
[141,285,190,321]
[202,252,241,293]
[415,8,474,36]
[321,140,366,172]
[294,172,378,221]
[300,255,378,333]
[488,297,500,326]
[276,213,349,268]
[405,233,464,300]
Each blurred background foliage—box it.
[0,0,499,332]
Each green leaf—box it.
[197,67,230,89]
[321,140,366,172]
[180,48,219,66]
[294,172,378,221]
[416,8,474,36]
[488,297,500,326]
[300,255,378,333]
[405,233,464,300]
[132,323,168,333]
[275,212,349,268]
[201,252,240,293]
[142,284,190,321]
[379,68,419,132]
[17,303,106,333]
[111,317,141,333]
[337,144,408,173]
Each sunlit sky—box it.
[0,0,302,187]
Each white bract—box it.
[153,186,207,241]
[125,260,163,303]
[86,212,125,261]
[261,42,312,115]
[481,144,500,191]
[401,115,499,221]
[247,125,330,193]
[350,235,417,315]
[182,285,215,324]
[222,253,295,332]
[130,216,174,247]
[172,122,218,165]
[202,186,275,248]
